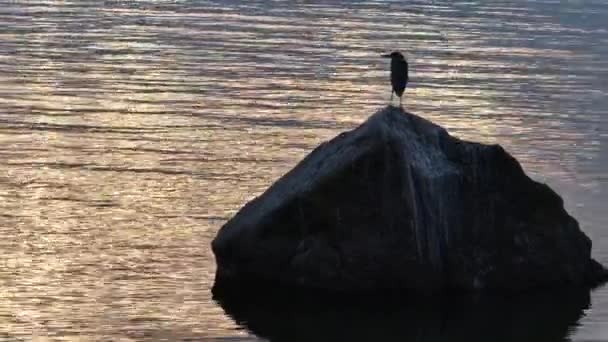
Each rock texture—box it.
[212,106,607,293]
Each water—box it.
[0,0,606,340]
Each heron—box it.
[382,51,408,108]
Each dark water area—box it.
[0,0,606,340]
[213,285,591,342]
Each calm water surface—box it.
[0,0,607,340]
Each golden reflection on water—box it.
[0,0,606,340]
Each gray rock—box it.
[212,106,608,293]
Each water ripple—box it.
[0,0,606,340]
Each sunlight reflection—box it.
[0,0,606,340]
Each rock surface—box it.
[212,106,607,293]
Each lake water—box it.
[0,0,606,340]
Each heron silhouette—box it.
[382,51,408,108]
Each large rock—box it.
[212,106,607,293]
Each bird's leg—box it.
[399,96,403,109]
[390,92,394,105]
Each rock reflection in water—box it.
[213,284,590,342]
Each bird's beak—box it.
[381,54,391,58]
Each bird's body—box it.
[391,57,408,97]
[382,51,409,107]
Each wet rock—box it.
[211,106,608,293]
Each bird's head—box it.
[381,51,405,60]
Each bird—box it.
[382,51,409,108]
